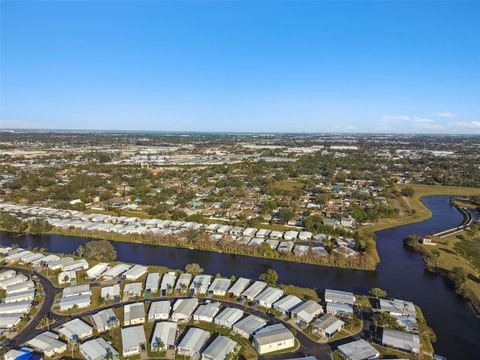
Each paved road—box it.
[1,266,62,347]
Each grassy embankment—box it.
[359,184,480,268]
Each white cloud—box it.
[449,121,480,129]
[0,118,60,129]
[437,112,456,118]
[378,115,444,132]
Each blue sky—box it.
[1,1,479,133]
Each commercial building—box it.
[252,323,295,354]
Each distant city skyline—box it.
[1,1,479,134]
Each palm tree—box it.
[70,334,79,358]
[153,336,165,354]
[104,346,114,360]
[107,315,118,337]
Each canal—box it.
[1,196,479,358]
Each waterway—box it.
[1,196,479,358]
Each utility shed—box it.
[121,325,146,357]
[124,265,148,281]
[145,273,160,293]
[124,303,146,326]
[171,298,199,323]
[252,323,295,355]
[151,321,178,351]
[337,339,379,360]
[241,281,267,300]
[91,308,119,333]
[290,300,323,326]
[273,295,303,315]
[208,278,232,296]
[80,337,119,360]
[232,314,267,339]
[324,289,355,305]
[201,335,237,360]
[148,300,171,322]
[58,318,93,341]
[26,331,67,357]
[193,302,221,323]
[177,327,210,358]
[190,274,212,295]
[175,273,192,293]
[312,314,344,338]
[382,328,420,354]
[254,287,284,308]
[214,307,243,328]
[160,272,176,295]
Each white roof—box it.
[228,278,251,296]
[337,339,379,360]
[202,335,237,360]
[178,327,210,353]
[121,325,146,352]
[151,321,177,348]
[79,337,119,360]
[58,318,93,340]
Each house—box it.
[91,308,119,333]
[208,278,232,297]
[121,325,147,357]
[0,300,32,315]
[103,264,131,280]
[312,314,344,338]
[0,270,16,281]
[193,302,221,323]
[4,348,35,360]
[58,270,76,285]
[298,231,313,241]
[241,281,267,301]
[177,327,210,358]
[160,272,177,295]
[61,259,89,272]
[124,265,148,281]
[59,294,91,311]
[86,263,109,279]
[255,287,284,308]
[232,314,266,339]
[227,278,250,297]
[124,283,143,298]
[293,245,309,256]
[269,231,284,239]
[273,295,303,315]
[290,300,323,326]
[63,284,90,298]
[190,274,212,295]
[201,335,238,360]
[252,323,295,354]
[148,301,171,322]
[101,284,121,301]
[47,257,74,271]
[278,241,294,253]
[324,289,355,305]
[337,339,379,360]
[214,307,243,328]
[4,289,35,303]
[0,274,27,290]
[6,280,34,295]
[124,303,146,326]
[79,337,119,360]
[150,321,177,351]
[174,273,192,294]
[382,328,420,354]
[0,313,22,328]
[171,298,199,323]
[26,331,67,357]
[283,231,298,241]
[58,318,93,341]
[326,302,354,317]
[145,273,160,293]
[378,298,416,317]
